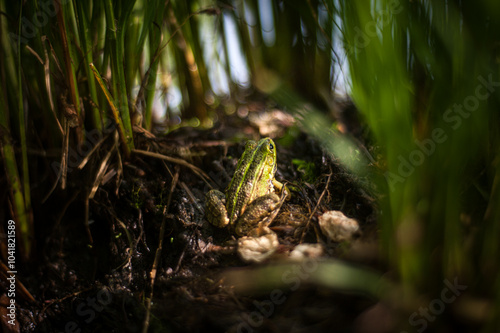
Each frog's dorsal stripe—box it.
[226,140,262,223]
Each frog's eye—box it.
[269,143,274,151]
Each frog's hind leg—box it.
[234,193,281,236]
[205,190,230,228]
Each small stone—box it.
[289,243,324,260]
[318,211,360,242]
[237,231,279,263]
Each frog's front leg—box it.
[205,190,230,228]
[234,193,281,236]
[273,179,290,199]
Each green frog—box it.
[205,137,287,236]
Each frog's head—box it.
[257,137,277,170]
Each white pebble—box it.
[318,211,360,242]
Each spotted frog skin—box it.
[205,138,286,236]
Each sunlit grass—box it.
[339,1,500,323]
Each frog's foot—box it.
[273,179,291,200]
[234,193,281,236]
[205,190,230,228]
[237,227,279,263]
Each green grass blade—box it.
[0,0,33,257]
[16,2,33,257]
[56,0,83,141]
[104,0,135,154]
[90,63,132,157]
[75,0,102,130]
[142,1,166,130]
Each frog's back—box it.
[226,138,277,224]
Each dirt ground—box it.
[7,105,385,333]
